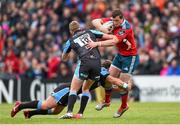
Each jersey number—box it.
[74,33,91,48]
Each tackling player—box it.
[88,9,139,118]
[10,60,129,119]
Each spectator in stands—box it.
[167,58,180,75]
[0,0,179,78]
[56,61,73,82]
[160,62,169,76]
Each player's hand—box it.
[86,39,98,49]
[126,40,132,50]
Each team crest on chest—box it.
[118,30,125,36]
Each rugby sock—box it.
[37,100,43,109]
[105,89,112,104]
[78,92,90,114]
[120,93,128,109]
[18,100,39,110]
[67,91,77,113]
[28,109,52,117]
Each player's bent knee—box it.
[120,73,133,91]
[41,102,49,110]
[120,73,132,83]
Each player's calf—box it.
[23,109,53,119]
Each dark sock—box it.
[67,94,77,113]
[29,109,51,117]
[78,95,89,114]
[19,100,39,110]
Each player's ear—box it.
[70,30,74,35]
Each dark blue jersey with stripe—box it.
[63,29,104,60]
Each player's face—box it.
[112,16,124,28]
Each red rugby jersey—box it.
[102,18,137,56]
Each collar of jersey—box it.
[73,29,83,37]
[120,19,126,26]
[73,29,81,35]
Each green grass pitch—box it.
[0,102,180,124]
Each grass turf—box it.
[0,102,180,124]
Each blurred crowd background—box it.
[0,0,180,79]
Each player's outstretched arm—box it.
[105,75,129,90]
[87,35,119,48]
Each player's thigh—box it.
[42,96,57,109]
[120,72,133,90]
[51,105,65,115]
[51,87,69,106]
[74,60,89,80]
[109,65,121,77]
[82,79,95,92]
[70,75,83,91]
[84,60,101,92]
[89,59,101,81]
[110,54,122,77]
[120,73,132,83]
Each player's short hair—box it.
[69,21,80,34]
[102,60,112,69]
[112,9,123,19]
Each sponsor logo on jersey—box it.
[118,30,125,36]
[123,67,129,71]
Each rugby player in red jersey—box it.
[88,9,139,118]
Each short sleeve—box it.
[63,40,71,53]
[100,67,110,78]
[90,30,104,39]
